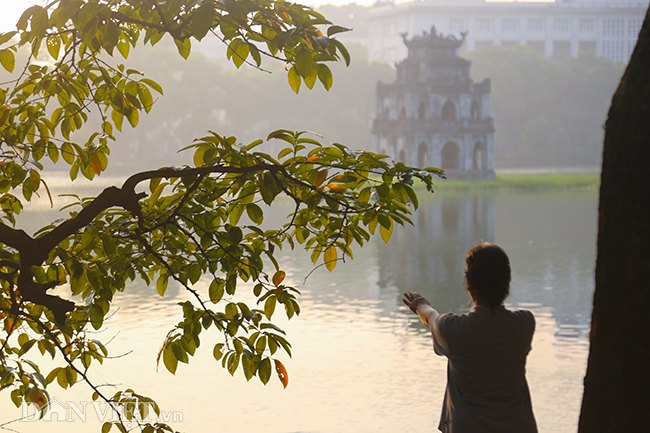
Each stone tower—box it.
[372,26,495,179]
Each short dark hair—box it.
[465,242,511,308]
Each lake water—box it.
[0,183,598,433]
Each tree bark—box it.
[578,6,650,432]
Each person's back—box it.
[433,306,536,432]
[403,242,538,433]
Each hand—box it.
[402,292,431,314]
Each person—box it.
[403,242,537,433]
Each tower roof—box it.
[401,26,467,52]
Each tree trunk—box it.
[578,6,650,432]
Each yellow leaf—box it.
[274,359,289,389]
[314,169,328,188]
[272,270,285,287]
[89,153,102,176]
[380,218,393,244]
[27,388,46,410]
[327,183,345,194]
[324,245,337,272]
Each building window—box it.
[528,19,544,33]
[554,19,570,33]
[502,19,518,33]
[476,19,492,33]
[579,19,595,33]
[450,19,466,33]
[602,40,630,63]
[579,40,597,54]
[603,19,625,38]
[628,19,643,38]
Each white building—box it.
[369,0,648,63]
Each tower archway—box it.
[471,100,480,120]
[473,141,484,171]
[442,100,456,121]
[418,141,428,167]
[418,102,426,121]
[441,141,460,169]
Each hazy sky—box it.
[1,0,552,32]
[0,0,371,31]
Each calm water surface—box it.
[1,182,597,433]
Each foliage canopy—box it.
[0,1,440,432]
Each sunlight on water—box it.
[1,189,597,433]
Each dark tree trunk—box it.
[578,6,650,432]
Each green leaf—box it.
[264,296,276,319]
[208,278,226,304]
[192,3,215,40]
[228,226,243,244]
[61,142,75,164]
[137,83,154,113]
[102,422,112,433]
[295,47,313,78]
[327,25,352,37]
[140,78,163,95]
[229,39,250,69]
[0,31,17,45]
[229,204,246,225]
[30,6,49,37]
[287,66,301,94]
[172,342,189,364]
[46,35,61,60]
[0,49,15,73]
[174,37,192,59]
[213,343,225,361]
[57,367,69,389]
[156,274,169,297]
[316,64,333,91]
[47,142,60,163]
[246,203,264,225]
[404,184,419,208]
[331,39,351,66]
[163,343,178,374]
[304,67,317,90]
[258,358,271,384]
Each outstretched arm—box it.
[402,292,440,330]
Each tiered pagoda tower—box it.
[372,27,495,179]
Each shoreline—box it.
[429,172,601,193]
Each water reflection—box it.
[3,189,597,433]
[378,195,494,313]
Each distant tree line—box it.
[467,46,625,168]
[98,40,392,172]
